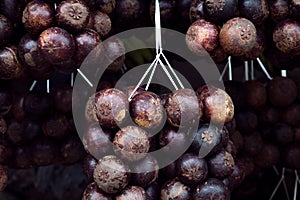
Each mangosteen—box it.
[219,17,257,57]
[94,88,129,128]
[165,88,202,127]
[130,91,165,130]
[186,19,219,55]
[197,85,234,124]
[113,126,150,161]
[273,19,300,56]
[93,155,130,193]
[267,76,297,107]
[161,179,192,200]
[207,150,235,179]
[193,178,230,200]
[176,153,208,185]
[116,186,148,200]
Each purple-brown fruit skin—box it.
[0,15,13,47]
[0,140,13,165]
[146,182,160,200]
[94,88,129,128]
[267,77,297,107]
[189,124,223,157]
[194,178,230,200]
[130,91,164,130]
[0,165,7,191]
[0,88,12,116]
[230,131,244,152]
[131,155,159,188]
[282,144,300,169]
[104,38,126,72]
[204,0,238,24]
[239,0,269,25]
[290,0,300,21]
[60,135,85,164]
[0,118,6,134]
[83,123,113,158]
[269,0,289,22]
[53,86,73,113]
[282,104,300,126]
[209,46,228,63]
[207,150,235,179]
[88,11,112,38]
[83,154,97,181]
[83,182,112,200]
[273,123,294,146]
[149,0,175,25]
[159,126,189,156]
[243,131,263,156]
[22,0,54,35]
[219,17,257,57]
[273,19,300,56]
[31,137,58,166]
[259,106,280,125]
[165,88,202,127]
[97,0,116,14]
[161,179,192,200]
[197,85,234,124]
[37,27,75,64]
[0,0,23,25]
[14,145,34,169]
[93,155,130,194]
[254,143,280,168]
[176,153,208,185]
[43,115,70,140]
[0,46,23,80]
[186,19,219,55]
[85,94,98,123]
[189,0,206,22]
[56,0,90,32]
[244,80,267,109]
[113,126,149,161]
[18,34,52,71]
[240,28,265,60]
[74,29,101,64]
[223,161,245,191]
[116,186,147,200]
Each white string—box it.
[77,69,93,87]
[219,61,229,81]
[269,168,286,200]
[294,170,299,200]
[29,80,37,91]
[145,59,159,90]
[157,58,179,90]
[128,55,160,101]
[71,73,74,87]
[228,56,232,80]
[47,79,50,93]
[245,61,249,81]
[155,0,162,54]
[257,58,273,80]
[128,0,184,101]
[281,70,287,77]
[251,60,254,80]
[161,53,184,89]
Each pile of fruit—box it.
[0,0,299,199]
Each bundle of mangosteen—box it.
[0,0,299,199]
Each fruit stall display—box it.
[0,0,299,199]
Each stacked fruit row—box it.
[79,83,253,199]
[185,0,300,69]
[224,76,300,199]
